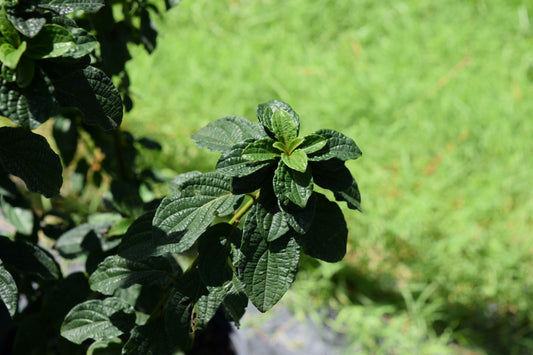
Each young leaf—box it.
[281,149,308,173]
[38,0,105,14]
[296,194,348,262]
[273,162,313,208]
[0,41,26,69]
[271,110,298,144]
[308,129,362,162]
[286,137,305,154]
[25,24,75,59]
[0,259,17,318]
[300,134,327,154]
[61,297,136,344]
[240,208,300,312]
[333,178,362,212]
[242,138,280,162]
[191,116,265,153]
[0,8,20,46]
[216,140,273,177]
[89,255,176,295]
[256,100,300,138]
[153,172,243,253]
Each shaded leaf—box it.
[273,162,313,208]
[153,172,243,253]
[309,129,362,161]
[25,24,75,59]
[0,259,17,318]
[311,158,353,192]
[53,114,78,165]
[124,317,173,355]
[253,194,290,242]
[61,297,136,344]
[296,193,348,262]
[197,223,233,286]
[191,116,265,153]
[87,338,122,355]
[333,177,362,212]
[216,140,273,178]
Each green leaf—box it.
[286,137,305,154]
[0,197,34,236]
[89,255,176,295]
[0,67,56,129]
[231,163,275,194]
[0,259,17,318]
[300,134,327,154]
[38,0,105,14]
[197,223,233,286]
[311,158,353,192]
[296,193,348,262]
[53,115,78,166]
[61,297,136,345]
[242,138,280,162]
[6,13,46,38]
[0,8,20,46]
[256,100,300,138]
[333,177,362,212]
[124,317,173,355]
[280,192,317,235]
[0,41,26,69]
[87,338,122,355]
[154,172,243,253]
[216,140,273,178]
[240,208,300,312]
[0,128,62,197]
[25,24,75,59]
[16,56,35,88]
[271,110,298,144]
[308,129,362,161]
[50,65,123,130]
[0,236,61,280]
[191,116,266,153]
[273,162,313,208]
[253,194,290,242]
[221,275,248,326]
[281,149,308,173]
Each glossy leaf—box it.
[6,13,46,38]
[191,116,265,153]
[240,208,300,312]
[308,129,362,161]
[0,8,20,46]
[0,128,62,197]
[242,138,280,162]
[0,41,26,69]
[271,110,297,144]
[216,140,273,177]
[281,149,308,173]
[286,137,305,154]
[25,24,75,59]
[87,338,122,355]
[154,172,243,253]
[0,259,17,318]
[273,162,313,208]
[38,0,105,14]
[61,297,136,344]
[333,177,362,212]
[300,134,327,154]
[297,194,348,262]
[89,255,176,295]
[256,100,299,138]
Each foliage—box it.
[0,1,362,353]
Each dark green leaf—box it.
[242,137,280,162]
[140,8,157,53]
[50,65,123,130]
[256,100,299,138]
[53,114,78,165]
[273,162,313,208]
[197,223,233,286]
[38,0,105,14]
[281,149,308,173]
[25,24,75,59]
[271,110,298,144]
[333,177,362,211]
[16,56,35,88]
[154,172,243,253]
[42,272,91,323]
[89,255,176,295]
[300,134,327,154]
[0,67,56,129]
[0,9,20,46]
[0,259,17,318]
[192,116,265,153]
[221,275,248,326]
[240,208,300,312]
[281,193,317,235]
[87,338,122,355]
[61,297,136,344]
[54,217,118,257]
[6,13,46,38]
[311,158,353,192]
[0,197,34,236]
[253,194,290,242]
[216,140,273,177]
[0,236,61,280]
[231,163,275,194]
[309,129,362,161]
[124,317,173,355]
[297,194,348,262]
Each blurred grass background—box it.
[123,0,533,353]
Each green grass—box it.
[124,0,533,353]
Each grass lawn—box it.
[124,0,533,353]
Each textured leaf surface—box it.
[154,172,243,253]
[0,259,17,318]
[89,255,175,295]
[253,194,290,242]
[0,197,34,236]
[242,138,279,162]
[6,13,46,38]
[197,223,233,286]
[216,140,272,177]
[61,297,136,344]
[281,149,308,173]
[273,162,313,208]
[87,338,122,355]
[124,318,172,355]
[297,194,348,262]
[301,134,327,154]
[334,178,362,211]
[308,129,362,161]
[54,219,118,257]
[191,116,265,153]
[38,0,105,14]
[271,110,297,144]
[25,24,75,59]
[256,100,299,138]
[241,208,300,312]
[0,41,26,69]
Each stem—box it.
[228,193,259,225]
